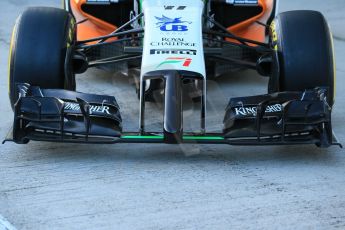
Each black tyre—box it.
[269,10,335,106]
[8,7,76,109]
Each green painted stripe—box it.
[156,60,182,68]
[139,0,143,13]
[121,135,164,140]
[183,136,225,141]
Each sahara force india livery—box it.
[4,0,342,149]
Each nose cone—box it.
[141,0,206,78]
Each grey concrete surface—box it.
[0,0,344,229]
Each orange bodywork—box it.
[70,0,117,42]
[69,0,274,44]
[227,0,274,44]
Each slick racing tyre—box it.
[8,7,76,110]
[269,10,335,106]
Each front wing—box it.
[4,81,341,148]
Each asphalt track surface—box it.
[0,1,345,229]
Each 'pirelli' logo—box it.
[150,49,197,55]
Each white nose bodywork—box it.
[141,0,206,77]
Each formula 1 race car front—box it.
[4,0,342,148]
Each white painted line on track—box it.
[0,214,17,230]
